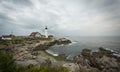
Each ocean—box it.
[46,36,120,60]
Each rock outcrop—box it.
[63,63,79,72]
[33,40,56,51]
[73,48,120,72]
[56,38,71,45]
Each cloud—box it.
[0,0,120,36]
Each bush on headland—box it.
[0,51,69,72]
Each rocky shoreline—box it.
[73,47,120,72]
[13,38,72,66]
[0,37,120,72]
[0,37,71,66]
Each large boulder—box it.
[98,56,120,72]
[56,38,71,45]
[74,49,91,67]
[98,47,113,57]
[81,48,91,59]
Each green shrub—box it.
[0,51,69,72]
[0,51,15,72]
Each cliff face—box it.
[73,47,120,72]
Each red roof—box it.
[2,35,11,38]
[48,35,53,37]
[29,32,41,37]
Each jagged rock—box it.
[74,55,90,67]
[32,40,56,51]
[73,48,120,72]
[73,48,91,67]
[98,47,113,57]
[63,63,79,72]
[56,38,71,45]
[33,44,49,50]
[31,51,39,56]
[81,48,91,59]
[97,55,120,72]
[46,41,56,47]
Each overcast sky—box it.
[0,0,120,36]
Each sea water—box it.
[46,36,120,60]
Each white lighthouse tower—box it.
[45,26,48,38]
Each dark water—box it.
[47,36,120,59]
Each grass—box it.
[14,64,69,72]
[0,51,69,72]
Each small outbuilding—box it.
[2,35,12,40]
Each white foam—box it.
[46,50,58,56]
[105,48,120,57]
[69,41,77,45]
[113,53,120,57]
[72,41,77,44]
[66,55,74,60]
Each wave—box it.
[46,50,59,56]
[69,41,77,45]
[105,48,120,57]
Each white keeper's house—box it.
[29,32,42,38]
[2,35,12,40]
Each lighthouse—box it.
[45,26,48,38]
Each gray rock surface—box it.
[56,38,72,45]
[73,48,120,72]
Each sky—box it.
[0,0,120,36]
